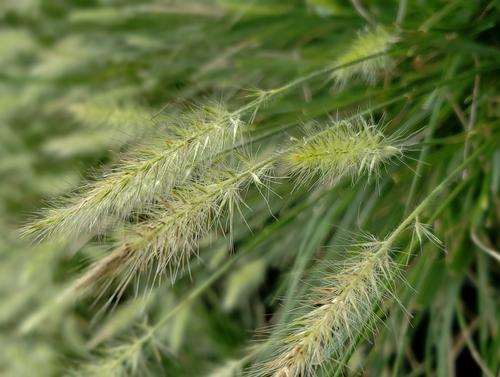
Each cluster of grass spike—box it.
[66,155,274,295]
[23,106,244,242]
[57,116,399,296]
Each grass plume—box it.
[282,116,401,186]
[22,106,244,242]
[332,26,398,87]
[252,238,398,377]
[67,155,273,294]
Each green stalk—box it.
[231,51,388,118]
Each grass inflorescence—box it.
[70,155,274,294]
[22,106,244,242]
[57,115,400,297]
[282,117,401,186]
[254,239,398,377]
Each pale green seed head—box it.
[283,116,401,187]
[332,26,399,87]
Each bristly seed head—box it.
[282,116,401,187]
[251,238,398,377]
[67,156,274,296]
[22,105,245,242]
[332,26,399,87]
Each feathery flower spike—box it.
[23,106,244,242]
[253,239,398,377]
[67,156,273,294]
[282,116,401,187]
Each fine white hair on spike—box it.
[412,218,445,257]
